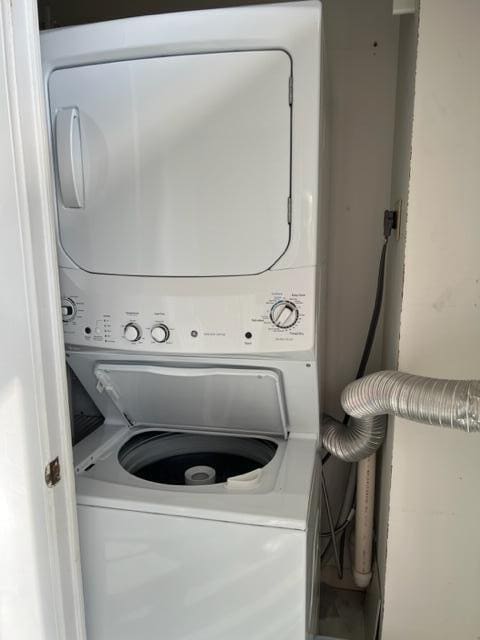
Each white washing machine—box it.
[41,2,325,638]
[69,350,322,639]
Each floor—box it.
[318,583,366,640]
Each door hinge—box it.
[288,76,293,105]
[45,457,61,487]
[287,196,292,223]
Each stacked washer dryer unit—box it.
[42,2,325,639]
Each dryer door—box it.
[49,50,291,277]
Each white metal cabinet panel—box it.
[49,51,291,277]
[77,505,306,640]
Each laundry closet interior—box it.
[29,0,459,639]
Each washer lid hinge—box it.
[288,76,293,105]
[123,412,134,427]
[95,369,134,427]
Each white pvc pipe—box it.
[353,452,376,588]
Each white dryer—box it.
[41,0,324,358]
[41,2,325,639]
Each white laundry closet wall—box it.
[321,0,399,531]
[323,0,398,418]
[380,2,480,638]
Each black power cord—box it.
[322,209,397,463]
[321,209,397,566]
[352,209,397,385]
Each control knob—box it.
[270,300,299,329]
[123,322,142,342]
[151,323,170,343]
[61,298,77,322]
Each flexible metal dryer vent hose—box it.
[323,370,480,462]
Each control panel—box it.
[59,266,317,355]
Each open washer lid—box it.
[94,364,288,438]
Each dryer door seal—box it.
[94,363,288,438]
[49,50,292,277]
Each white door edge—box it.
[0,1,86,638]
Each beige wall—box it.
[321,0,399,533]
[381,1,480,638]
[377,8,418,603]
[323,0,398,419]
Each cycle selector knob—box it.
[151,323,170,343]
[270,300,299,328]
[123,322,142,342]
[61,298,77,322]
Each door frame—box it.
[0,0,85,637]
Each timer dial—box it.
[61,298,77,322]
[270,300,299,329]
[123,322,142,342]
[151,324,170,344]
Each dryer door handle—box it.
[55,107,84,209]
